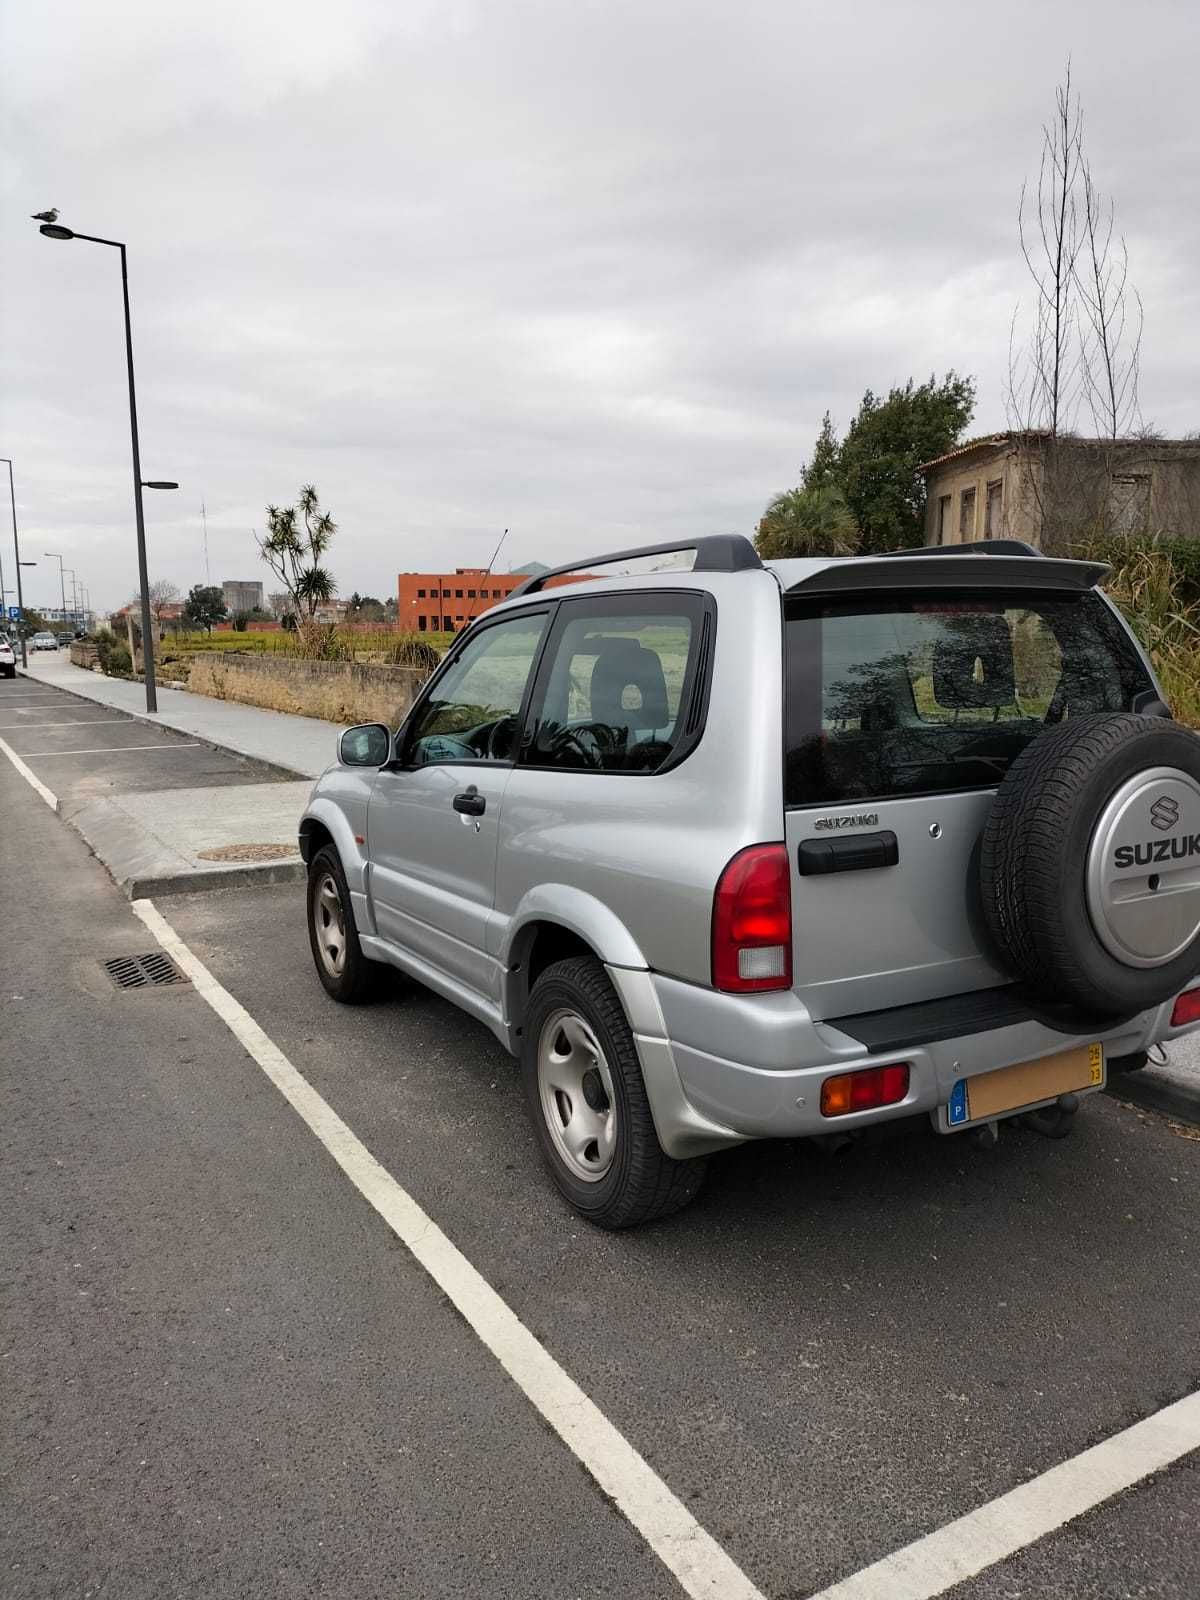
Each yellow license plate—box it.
[946,1043,1103,1127]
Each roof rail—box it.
[880,539,1043,559]
[508,534,763,598]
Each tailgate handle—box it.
[797,830,899,876]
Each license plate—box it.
[943,1043,1103,1129]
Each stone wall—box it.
[185,653,428,727]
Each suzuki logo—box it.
[1150,796,1180,831]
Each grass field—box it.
[160,628,456,660]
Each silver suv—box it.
[300,536,1200,1227]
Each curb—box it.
[1106,1068,1200,1127]
[123,857,307,899]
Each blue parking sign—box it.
[7,606,19,621]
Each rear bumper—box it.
[608,967,1200,1157]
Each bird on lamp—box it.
[31,207,59,222]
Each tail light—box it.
[820,1063,910,1117]
[712,844,792,992]
[1170,989,1200,1027]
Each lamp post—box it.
[38,222,178,711]
[0,458,35,667]
[45,549,68,622]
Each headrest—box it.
[589,638,670,728]
[931,616,1015,710]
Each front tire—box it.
[522,956,705,1228]
[306,844,382,1004]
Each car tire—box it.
[521,956,706,1229]
[1107,1050,1149,1074]
[306,844,383,1004]
[980,713,1200,1017]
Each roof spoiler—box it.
[784,550,1110,597]
[880,538,1043,559]
[509,534,762,598]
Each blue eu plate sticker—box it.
[948,1079,969,1126]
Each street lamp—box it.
[38,221,178,711]
[0,458,35,667]
[45,550,68,621]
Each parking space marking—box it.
[20,742,202,757]
[0,718,132,730]
[0,734,59,809]
[808,1391,1200,1600]
[130,897,767,1600]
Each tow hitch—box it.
[1021,1091,1081,1140]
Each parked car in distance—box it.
[300,534,1200,1228]
[57,631,75,647]
[0,637,15,678]
[31,631,59,651]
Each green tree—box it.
[801,411,841,490]
[257,485,337,634]
[754,485,858,559]
[183,584,228,634]
[837,373,976,552]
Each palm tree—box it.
[754,484,859,558]
[257,485,339,633]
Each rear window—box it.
[784,589,1153,807]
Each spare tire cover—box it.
[980,712,1200,1016]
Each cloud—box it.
[2,0,1198,608]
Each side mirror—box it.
[339,723,392,767]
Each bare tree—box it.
[132,579,180,634]
[1076,161,1143,440]
[1008,63,1086,439]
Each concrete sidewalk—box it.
[62,780,312,898]
[20,652,341,779]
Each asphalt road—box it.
[4,732,1200,1598]
[0,674,290,806]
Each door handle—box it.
[797,830,898,875]
[453,789,486,816]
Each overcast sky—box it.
[2,0,1198,614]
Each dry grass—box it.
[1074,535,1200,728]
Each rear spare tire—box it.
[980,712,1200,1016]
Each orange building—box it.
[397,568,526,633]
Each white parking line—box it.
[20,742,201,757]
[805,1391,1200,1600]
[0,718,131,729]
[0,734,59,809]
[130,897,767,1600]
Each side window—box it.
[404,612,547,766]
[526,602,704,773]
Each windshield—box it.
[784,588,1154,807]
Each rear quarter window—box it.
[784,589,1154,807]
[523,593,712,774]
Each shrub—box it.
[1073,533,1200,728]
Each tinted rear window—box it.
[784,589,1153,807]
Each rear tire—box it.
[522,957,706,1228]
[306,844,383,1004]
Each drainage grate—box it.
[103,952,188,990]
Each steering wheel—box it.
[484,714,517,761]
[547,722,617,768]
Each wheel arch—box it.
[299,800,369,895]
[503,886,647,1039]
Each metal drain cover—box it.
[196,843,300,863]
[104,952,188,990]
